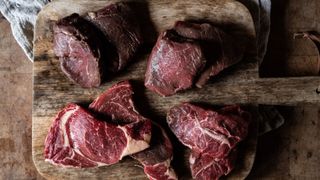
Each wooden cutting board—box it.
[32,0,319,179]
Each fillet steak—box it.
[174,21,244,88]
[145,21,244,96]
[89,81,176,179]
[144,30,206,96]
[167,103,250,180]
[44,103,151,168]
[87,2,143,72]
[53,14,106,88]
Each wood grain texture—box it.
[32,0,318,179]
[0,16,44,180]
[260,0,320,77]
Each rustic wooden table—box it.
[0,0,319,179]
[0,14,44,179]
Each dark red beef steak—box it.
[89,81,176,179]
[53,13,105,88]
[44,103,151,168]
[87,2,143,72]
[145,21,244,96]
[167,103,250,180]
[173,21,244,88]
[131,124,177,180]
[144,30,206,96]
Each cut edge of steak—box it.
[87,2,143,72]
[167,103,250,179]
[131,124,177,180]
[53,13,106,88]
[144,30,206,96]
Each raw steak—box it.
[44,103,151,168]
[87,2,143,72]
[144,30,206,96]
[145,21,244,96]
[173,21,244,88]
[89,81,176,179]
[167,103,250,180]
[53,13,106,88]
[131,124,177,180]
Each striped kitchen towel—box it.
[0,0,50,61]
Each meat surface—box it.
[167,103,250,180]
[145,21,244,96]
[53,14,106,88]
[173,21,244,88]
[144,30,206,96]
[89,81,176,179]
[44,103,151,168]
[89,81,152,143]
[190,149,237,180]
[89,81,149,125]
[131,124,177,180]
[87,2,143,72]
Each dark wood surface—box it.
[32,0,258,179]
[0,14,44,180]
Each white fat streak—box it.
[202,128,230,147]
[194,116,230,147]
[119,126,151,158]
[60,106,79,147]
[189,154,196,165]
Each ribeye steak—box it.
[89,81,176,180]
[167,103,250,180]
[44,81,152,168]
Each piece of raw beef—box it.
[87,2,143,72]
[89,81,177,180]
[167,103,250,180]
[44,103,151,168]
[131,124,177,180]
[173,21,244,88]
[144,30,206,96]
[145,21,244,96]
[53,14,106,88]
